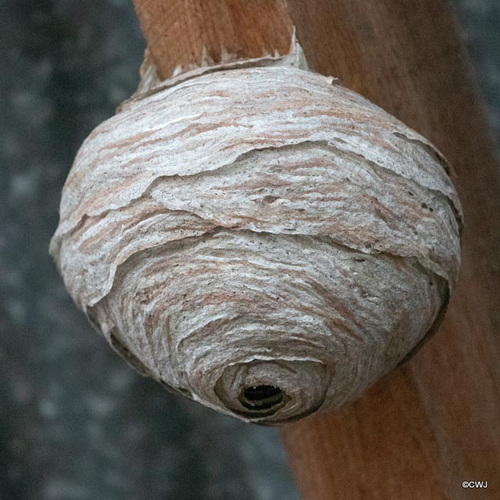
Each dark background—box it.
[0,1,498,499]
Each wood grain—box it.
[132,0,293,78]
[131,1,500,498]
[282,2,500,498]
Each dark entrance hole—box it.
[239,385,285,411]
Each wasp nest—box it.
[51,44,462,424]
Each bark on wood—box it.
[132,1,500,498]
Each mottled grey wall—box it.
[0,1,498,499]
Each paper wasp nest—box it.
[51,45,462,424]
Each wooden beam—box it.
[132,0,293,79]
[131,1,500,498]
[282,2,500,498]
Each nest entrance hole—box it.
[239,385,285,411]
